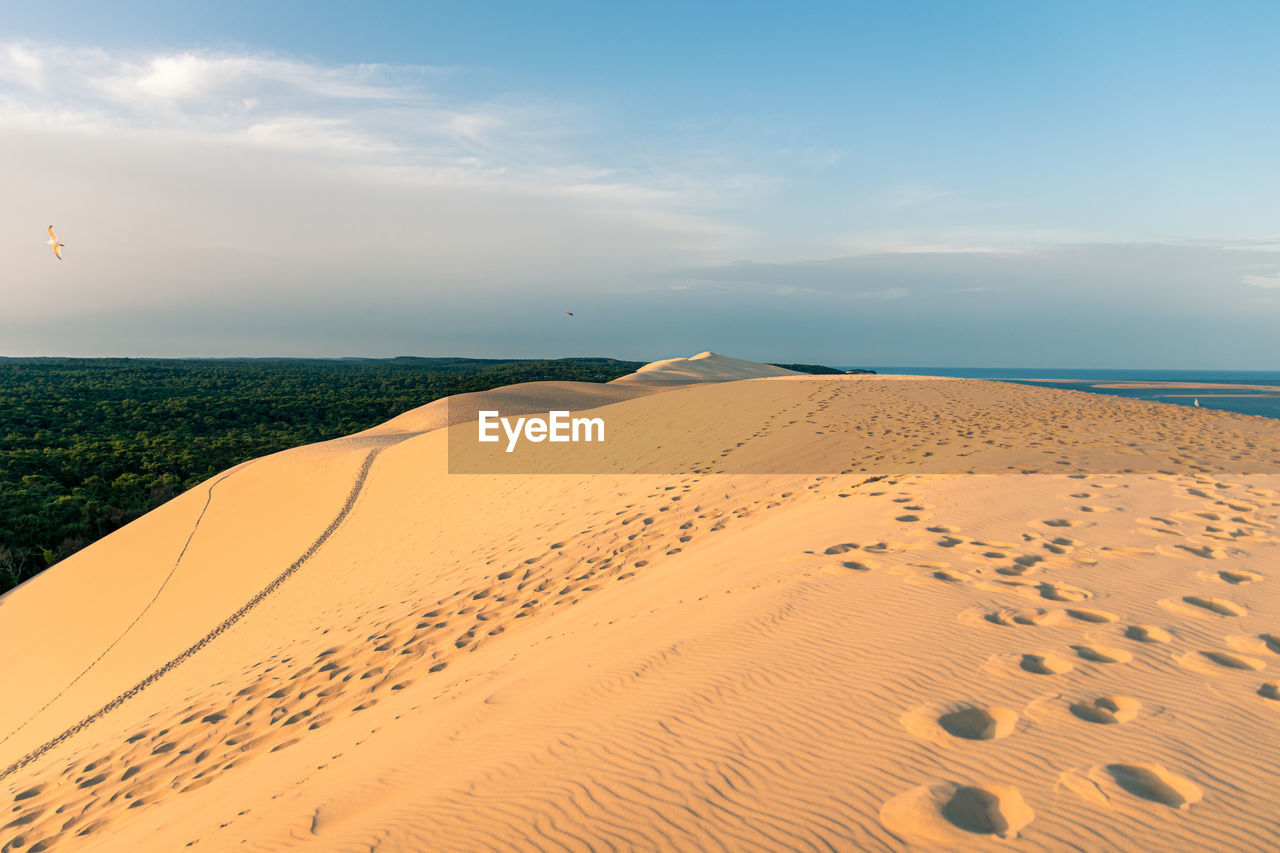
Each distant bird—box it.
[1193,398,1200,407]
[44,226,64,260]
[565,312,574,317]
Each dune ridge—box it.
[1,355,1278,852]
[610,351,801,384]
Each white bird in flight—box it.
[45,225,65,260]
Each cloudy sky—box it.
[3,1,1277,367]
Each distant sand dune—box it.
[610,350,801,384]
[1,354,1278,852]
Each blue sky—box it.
[2,1,1277,366]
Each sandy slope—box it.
[2,359,1279,852]
[351,379,660,439]
[610,351,800,384]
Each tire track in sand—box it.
[0,448,380,783]
[0,465,245,752]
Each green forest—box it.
[0,356,647,592]
[0,356,851,593]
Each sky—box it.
[2,1,1277,367]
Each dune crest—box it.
[611,350,801,384]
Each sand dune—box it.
[352,379,659,440]
[2,356,1278,851]
[611,350,800,384]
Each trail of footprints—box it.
[696,378,1278,476]
[8,391,951,851]
[816,475,1279,841]
[1,472,838,852]
[4,387,1278,849]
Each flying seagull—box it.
[565,312,574,317]
[45,226,64,260]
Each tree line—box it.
[0,357,644,592]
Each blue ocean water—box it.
[850,367,1280,421]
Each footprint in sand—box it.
[1069,696,1141,724]
[941,786,1030,837]
[982,607,1065,627]
[1174,543,1226,559]
[1065,608,1117,624]
[880,782,1034,842]
[1177,650,1266,674]
[1038,582,1092,602]
[1157,596,1246,618]
[901,703,1019,744]
[1102,545,1156,556]
[1214,570,1263,585]
[1061,763,1203,812]
[937,707,1019,741]
[1225,634,1280,657]
[1105,764,1203,810]
[1125,624,1173,643]
[1182,596,1246,617]
[1043,537,1078,555]
[823,543,859,555]
[819,559,875,575]
[1019,653,1074,675]
[1071,645,1133,664]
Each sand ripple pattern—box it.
[2,378,1279,852]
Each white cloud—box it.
[0,41,754,214]
[236,115,400,154]
[0,42,726,211]
[90,51,404,111]
[1,44,45,89]
[0,41,769,356]
[1244,271,1280,289]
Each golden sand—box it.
[1,355,1278,851]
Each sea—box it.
[846,367,1280,422]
